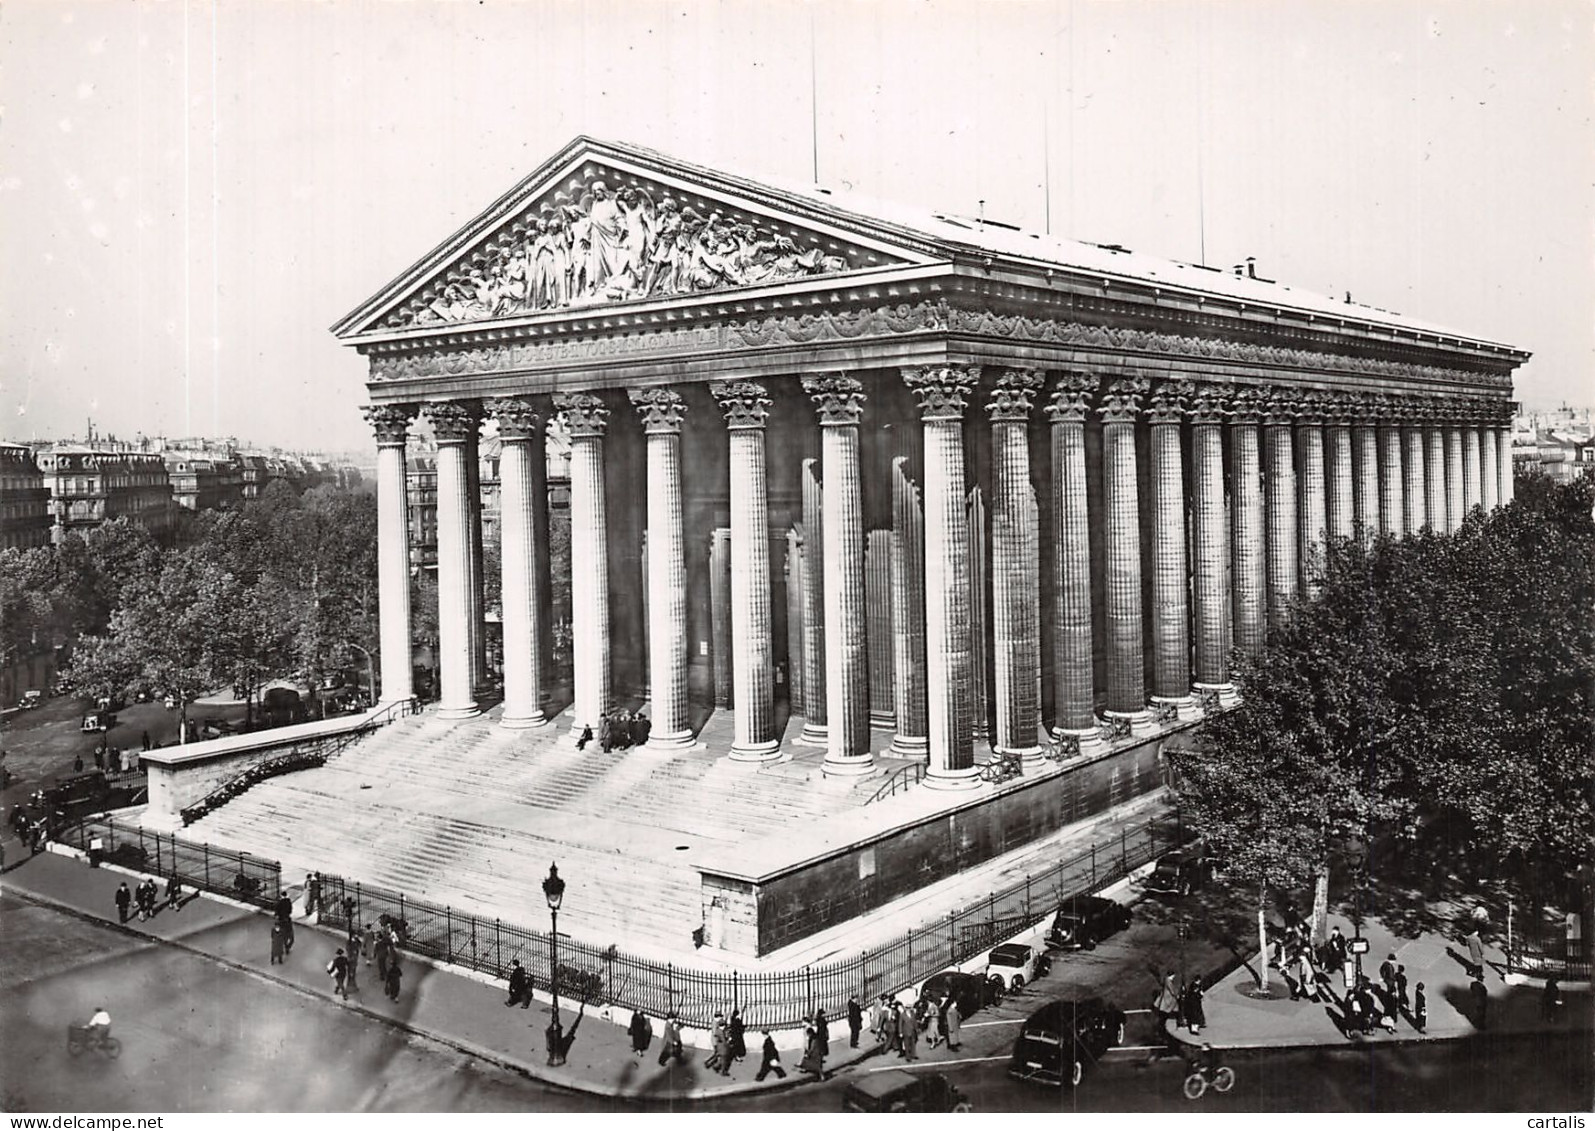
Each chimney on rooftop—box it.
[1246,257,1257,279]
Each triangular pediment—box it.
[334,138,943,339]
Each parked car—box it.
[1145,841,1221,897]
[80,712,115,733]
[1008,996,1127,1088]
[984,942,1051,992]
[920,969,1004,1017]
[842,1069,972,1112]
[18,690,43,710]
[1047,894,1133,950]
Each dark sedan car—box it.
[1145,840,1221,896]
[1008,996,1127,1088]
[920,969,1004,1017]
[842,1069,972,1112]
[1046,894,1132,950]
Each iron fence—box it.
[308,809,1185,1029]
[1507,913,1592,981]
[56,815,282,910]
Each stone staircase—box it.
[182,706,899,953]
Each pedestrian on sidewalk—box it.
[815,1006,830,1048]
[946,997,963,1051]
[1152,972,1179,1031]
[505,959,530,1007]
[1464,929,1486,981]
[137,877,157,921]
[114,882,131,924]
[884,1000,902,1053]
[281,914,295,956]
[1470,978,1488,1028]
[275,892,293,923]
[328,948,350,1000]
[384,957,402,1002]
[165,874,182,912]
[304,872,321,918]
[704,1011,729,1074]
[799,1016,826,1076]
[92,746,104,771]
[374,929,390,983]
[270,921,286,964]
[628,1009,652,1057]
[1413,982,1427,1033]
[1183,977,1207,1036]
[657,1012,685,1067]
[598,714,613,753]
[932,999,949,1049]
[141,731,151,753]
[901,1005,920,1062]
[869,995,886,1044]
[1542,977,1564,1022]
[729,1007,747,1063]
[847,994,862,1048]
[344,941,360,994]
[1395,964,1410,1013]
[755,1030,787,1081]
[1379,953,1397,1005]
[362,922,376,967]
[73,754,84,773]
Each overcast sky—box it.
[3,0,1590,452]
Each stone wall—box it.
[698,731,1169,956]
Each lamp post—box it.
[542,862,566,1066]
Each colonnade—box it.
[365,373,1514,790]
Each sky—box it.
[3,0,1591,452]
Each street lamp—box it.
[542,862,566,1066]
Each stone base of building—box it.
[821,752,875,777]
[499,710,549,730]
[727,739,783,763]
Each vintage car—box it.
[1145,841,1222,897]
[984,942,1052,992]
[1046,894,1133,950]
[919,969,1005,1017]
[842,1069,972,1112]
[18,690,43,710]
[1008,996,1127,1088]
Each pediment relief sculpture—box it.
[385,167,886,330]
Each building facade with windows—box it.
[35,446,174,541]
[0,442,53,551]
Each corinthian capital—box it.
[628,387,687,434]
[1044,372,1098,424]
[1258,388,1300,426]
[423,400,480,445]
[485,396,548,441]
[1225,386,1263,424]
[1097,377,1150,423]
[363,403,416,447]
[1147,381,1195,425]
[1187,384,1228,426]
[710,381,771,430]
[903,365,979,422]
[803,373,865,426]
[554,391,610,439]
[986,369,1044,422]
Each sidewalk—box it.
[0,848,877,1102]
[1164,911,1589,1052]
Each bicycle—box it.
[66,1025,122,1059]
[1181,1058,1234,1100]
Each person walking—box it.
[114,882,131,924]
[165,874,183,912]
[946,997,963,1051]
[704,1012,729,1074]
[1470,977,1489,1028]
[138,878,157,921]
[1395,964,1410,1013]
[1184,976,1207,1035]
[755,1030,787,1081]
[884,1000,902,1054]
[598,714,613,754]
[505,959,530,1008]
[328,947,350,1000]
[628,1010,652,1057]
[304,872,321,918]
[799,1016,826,1076]
[374,928,390,983]
[870,995,887,1045]
[900,1005,920,1062]
[1413,982,1428,1033]
[1464,929,1487,980]
[1152,972,1180,1031]
[657,1012,685,1067]
[814,1006,830,1049]
[728,1007,747,1063]
[932,999,949,1049]
[141,731,151,753]
[1379,953,1397,1004]
[384,956,402,1001]
[270,921,286,964]
[1542,977,1564,1022]
[362,922,377,967]
[847,994,863,1048]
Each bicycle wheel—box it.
[103,1038,123,1059]
[67,1038,85,1058]
[1182,1071,1207,1100]
[1213,1066,1234,1093]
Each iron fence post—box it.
[203,843,210,890]
[495,919,502,974]
[446,906,453,962]
[734,969,740,1012]
[1090,844,1096,889]
[1121,828,1128,874]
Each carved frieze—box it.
[710,381,772,431]
[628,387,687,434]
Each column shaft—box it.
[1048,379,1097,736]
[1379,423,1404,538]
[1425,426,1447,532]
[1101,381,1149,719]
[367,406,414,706]
[1190,394,1232,697]
[489,397,549,728]
[633,388,694,748]
[560,394,611,732]
[1353,423,1380,542]
[1481,425,1500,511]
[464,425,485,690]
[1445,426,1465,532]
[1462,427,1482,514]
[1231,411,1266,655]
[989,371,1043,754]
[1149,386,1192,707]
[1264,412,1299,625]
[799,459,827,743]
[1403,424,1427,535]
[1498,427,1515,506]
[1298,420,1328,589]
[428,403,480,720]
[890,445,929,757]
[1326,423,1355,542]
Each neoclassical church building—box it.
[283,137,1524,956]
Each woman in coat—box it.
[1183,977,1206,1034]
[945,998,963,1051]
[628,1010,652,1057]
[728,1008,747,1062]
[798,1019,825,1075]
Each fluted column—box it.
[1480,410,1500,511]
[1263,392,1300,626]
[489,397,549,728]
[1497,419,1515,507]
[1444,414,1466,532]
[1379,412,1404,539]
[890,435,928,759]
[1462,418,1483,515]
[425,401,481,720]
[798,459,827,745]
[557,392,611,735]
[1325,401,1355,542]
[1046,374,1101,742]
[1297,395,1328,591]
[365,405,415,707]
[1403,410,1427,535]
[630,388,696,750]
[1230,390,1267,656]
[464,423,486,691]
[1148,381,1194,715]
[905,365,980,790]
[1353,412,1381,543]
[1424,406,1447,533]
[713,382,781,761]
[1188,386,1234,703]
[988,369,1044,758]
[804,374,871,776]
[1100,377,1151,724]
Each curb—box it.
[0,868,876,1104]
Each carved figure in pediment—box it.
[644,196,683,293]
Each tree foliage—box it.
[1170,471,1595,919]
